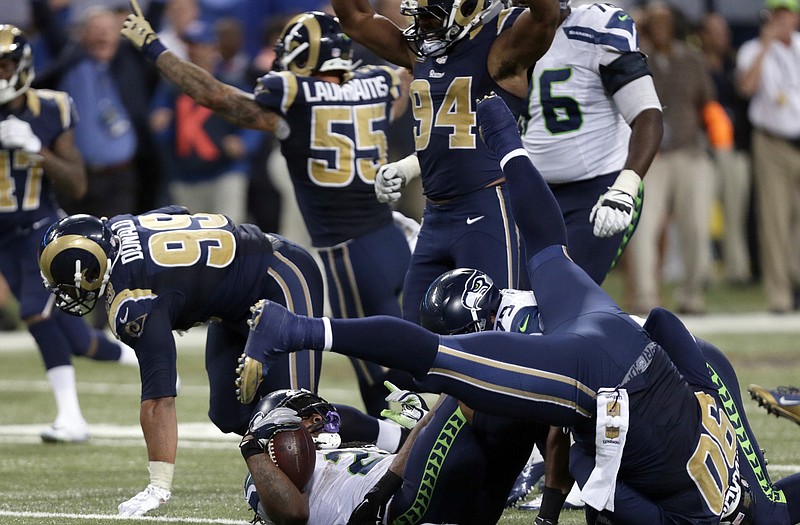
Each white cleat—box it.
[41,422,90,443]
[118,484,171,517]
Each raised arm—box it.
[488,0,560,97]
[331,0,414,69]
[120,1,280,132]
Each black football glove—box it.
[346,471,403,525]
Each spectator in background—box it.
[243,17,286,234]
[736,0,800,314]
[700,12,754,286]
[214,17,249,86]
[58,7,139,218]
[34,2,164,216]
[157,0,199,60]
[149,20,258,224]
[624,2,731,315]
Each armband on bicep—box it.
[612,76,662,126]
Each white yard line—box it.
[0,510,249,524]
[0,422,240,448]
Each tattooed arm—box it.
[153,52,281,133]
[245,451,310,524]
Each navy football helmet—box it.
[420,268,501,335]
[255,389,341,435]
[400,0,509,57]
[38,215,119,317]
[0,25,34,105]
[273,12,353,75]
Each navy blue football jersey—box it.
[254,66,400,247]
[104,206,274,343]
[0,89,76,233]
[409,8,526,201]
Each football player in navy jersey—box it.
[120,5,415,417]
[38,207,325,517]
[332,0,560,324]
[234,95,800,524]
[0,25,137,444]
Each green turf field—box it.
[0,323,798,525]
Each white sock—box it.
[322,317,332,351]
[46,365,86,427]
[117,342,139,367]
[376,419,404,453]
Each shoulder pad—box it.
[564,4,638,53]
[27,89,76,129]
[108,288,157,341]
[254,71,298,115]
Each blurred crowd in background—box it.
[0,0,798,329]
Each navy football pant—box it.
[207,234,324,435]
[550,172,641,285]
[402,184,525,324]
[317,222,415,416]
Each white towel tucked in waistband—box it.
[581,388,629,512]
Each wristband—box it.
[610,169,641,197]
[143,38,168,63]
[240,437,265,460]
[394,154,421,185]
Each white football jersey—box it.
[258,446,393,525]
[493,288,542,334]
[522,3,640,183]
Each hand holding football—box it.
[267,426,316,490]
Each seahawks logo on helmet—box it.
[273,11,354,76]
[0,25,34,105]
[38,215,119,317]
[400,0,510,57]
[420,268,502,335]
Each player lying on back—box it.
[241,387,530,525]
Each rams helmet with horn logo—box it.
[39,215,119,316]
[273,11,353,76]
[0,25,34,105]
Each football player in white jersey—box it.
[240,388,506,525]
[521,0,663,284]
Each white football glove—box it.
[249,406,301,447]
[374,154,420,203]
[589,169,641,238]
[380,380,428,429]
[0,116,42,154]
[118,484,171,517]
